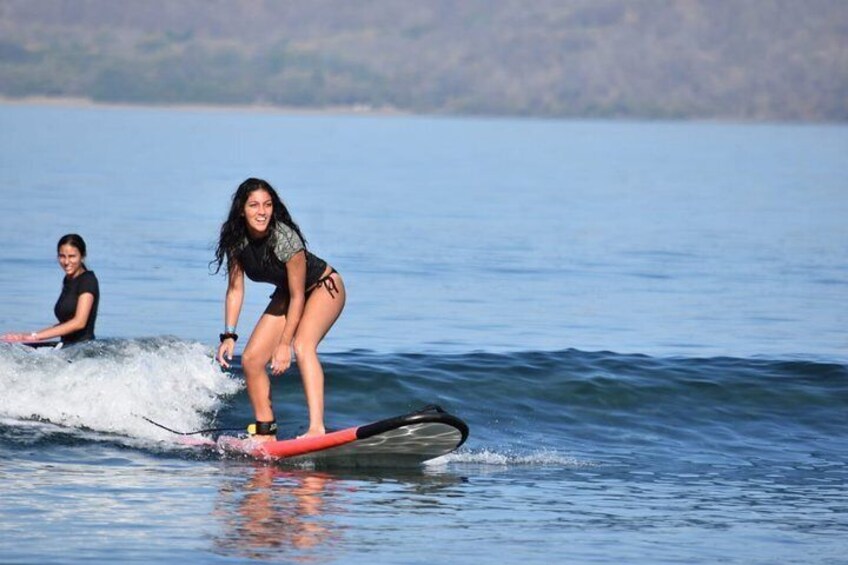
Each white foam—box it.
[0,339,242,444]
[428,447,595,468]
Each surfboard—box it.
[208,405,469,467]
[0,336,62,349]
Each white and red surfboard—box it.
[211,405,469,466]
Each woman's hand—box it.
[1,332,34,342]
[217,338,235,368]
[270,342,293,375]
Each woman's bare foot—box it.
[297,427,326,439]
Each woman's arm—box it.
[270,250,307,375]
[217,263,245,368]
[31,292,95,341]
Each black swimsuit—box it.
[54,270,99,344]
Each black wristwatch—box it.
[219,332,238,343]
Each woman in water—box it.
[213,178,345,441]
[1,233,99,346]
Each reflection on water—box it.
[213,464,342,562]
[211,462,469,561]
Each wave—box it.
[318,348,848,428]
[0,338,241,443]
[315,348,848,461]
[1,340,846,462]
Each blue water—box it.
[1,103,847,563]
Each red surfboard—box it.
[212,405,469,467]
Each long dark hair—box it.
[211,178,307,274]
[57,233,88,270]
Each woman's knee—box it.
[241,346,267,373]
[292,338,317,360]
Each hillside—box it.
[1,0,846,121]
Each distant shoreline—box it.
[3,95,843,126]
[0,95,407,117]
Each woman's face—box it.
[57,244,84,278]
[243,189,274,237]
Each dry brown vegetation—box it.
[1,0,846,120]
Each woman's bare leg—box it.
[241,306,288,427]
[293,273,346,437]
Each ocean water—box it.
[0,103,847,563]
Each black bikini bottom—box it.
[307,268,340,299]
[265,268,340,316]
